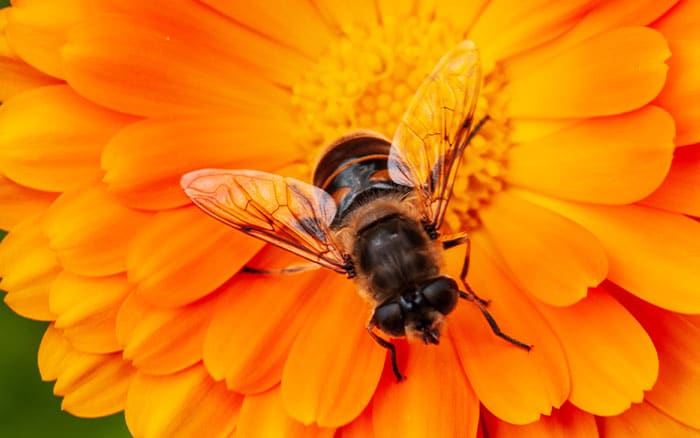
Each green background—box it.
[1,1,129,436]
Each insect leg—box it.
[441,231,468,250]
[242,264,320,275]
[366,326,404,382]
[459,288,532,351]
[454,238,490,307]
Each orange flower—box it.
[1,0,699,436]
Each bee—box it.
[181,40,530,381]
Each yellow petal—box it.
[45,184,152,276]
[5,0,97,78]
[116,290,217,375]
[312,0,379,32]
[480,191,607,306]
[507,106,675,204]
[505,27,670,118]
[0,213,59,320]
[38,325,135,418]
[0,56,60,101]
[50,272,131,353]
[0,85,134,192]
[125,365,242,438]
[0,175,55,230]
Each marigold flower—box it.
[1,1,699,437]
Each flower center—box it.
[291,18,511,232]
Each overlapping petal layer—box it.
[126,207,263,307]
[38,324,135,417]
[0,85,134,191]
[0,213,58,320]
[446,238,570,424]
[125,365,242,438]
[50,272,131,353]
[0,0,698,437]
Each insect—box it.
[181,40,531,381]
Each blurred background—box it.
[1,1,129,435]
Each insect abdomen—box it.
[312,131,410,227]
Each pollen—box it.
[291,18,512,233]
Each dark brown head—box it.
[371,276,459,344]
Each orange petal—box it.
[372,338,479,438]
[127,207,263,307]
[447,237,570,424]
[0,213,59,320]
[469,0,594,68]
[532,286,658,416]
[641,144,700,216]
[237,387,336,438]
[4,0,97,78]
[45,184,152,276]
[116,289,218,375]
[503,0,678,78]
[282,273,384,427]
[337,406,374,438]
[518,190,700,313]
[62,7,295,117]
[204,247,324,393]
[614,287,700,429]
[200,0,334,59]
[0,55,60,101]
[312,0,379,31]
[376,0,415,21]
[0,85,134,192]
[505,27,670,118]
[480,191,607,306]
[433,0,488,34]
[50,272,132,354]
[483,403,598,438]
[507,106,676,204]
[102,114,300,210]
[599,401,700,438]
[38,324,135,417]
[653,0,700,41]
[654,40,700,146]
[125,364,242,438]
[0,175,55,230]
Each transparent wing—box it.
[181,169,348,273]
[388,40,481,230]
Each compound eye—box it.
[373,301,405,337]
[421,277,459,315]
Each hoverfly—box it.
[181,40,531,381]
